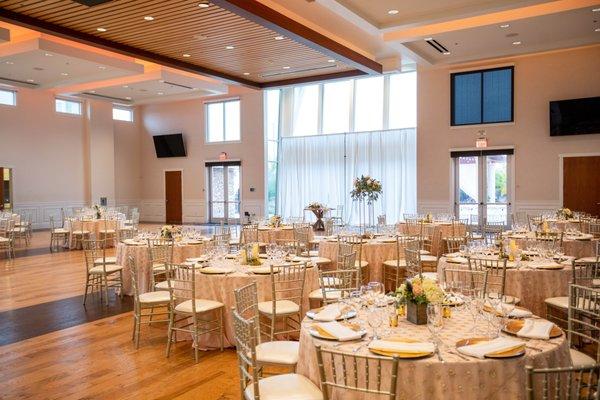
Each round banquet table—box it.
[115,240,208,295]
[66,219,121,249]
[438,256,573,318]
[398,221,465,256]
[256,226,314,243]
[297,307,570,400]
[318,237,400,281]
[188,259,320,349]
[502,231,597,259]
[545,219,590,233]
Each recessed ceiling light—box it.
[225,45,235,49]
[595,28,600,32]
[500,24,510,28]
[283,66,290,69]
[159,80,165,83]
[327,59,335,63]
[424,37,433,41]
[44,53,53,57]
[122,85,129,88]
[182,53,191,57]
[443,51,451,55]
[61,72,69,76]
[26,79,34,82]
[593,7,600,12]
[274,36,284,40]
[388,9,399,15]
[157,92,164,95]
[5,61,14,65]
[143,16,154,21]
[126,96,132,100]
[512,41,522,45]
[98,65,107,69]
[90,90,96,93]
[198,1,209,7]
[243,72,250,76]
[97,27,107,32]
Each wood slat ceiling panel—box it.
[0,0,354,83]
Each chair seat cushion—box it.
[308,250,319,257]
[175,299,223,314]
[258,300,300,315]
[94,256,117,265]
[0,237,10,243]
[155,280,171,290]
[72,230,90,235]
[10,227,27,233]
[138,290,171,305]
[570,349,596,368]
[383,259,407,268]
[354,260,369,268]
[89,264,123,274]
[255,341,300,365]
[577,257,599,263]
[99,229,116,234]
[308,289,341,300]
[244,373,322,400]
[544,296,568,309]
[153,262,166,271]
[52,228,69,234]
[419,250,431,255]
[421,254,438,263]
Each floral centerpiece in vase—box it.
[268,215,282,228]
[350,175,382,233]
[396,276,444,325]
[306,202,330,232]
[93,204,102,220]
[240,243,262,266]
[556,207,574,220]
[160,225,180,239]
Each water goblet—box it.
[367,306,383,340]
[427,303,444,345]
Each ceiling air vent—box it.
[425,39,450,54]
[72,0,114,6]
[0,77,39,89]
[81,92,132,104]
[162,81,193,90]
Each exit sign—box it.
[476,137,488,148]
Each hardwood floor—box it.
[0,228,242,400]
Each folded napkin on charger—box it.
[446,256,468,264]
[368,340,435,354]
[517,319,554,340]
[313,304,342,322]
[508,307,533,318]
[458,337,525,359]
[315,321,362,341]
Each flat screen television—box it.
[153,134,186,158]
[550,96,600,136]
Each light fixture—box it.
[125,96,132,100]
[159,80,165,83]
[283,66,290,69]
[327,59,335,63]
[424,37,433,41]
[44,53,53,57]
[198,1,209,7]
[512,41,522,45]
[26,79,34,83]
[182,53,191,57]
[90,90,96,93]
[595,27,600,32]
[593,7,600,12]
[143,16,154,21]
[98,65,107,70]
[225,45,235,49]
[443,51,451,55]
[243,72,250,76]
[388,9,399,15]
[97,27,107,32]
[274,36,284,40]
[500,24,510,28]
[157,92,164,95]
[5,61,14,65]
[61,72,69,76]
[122,85,129,88]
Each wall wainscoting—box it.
[417,200,563,220]
[140,198,265,224]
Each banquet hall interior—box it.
[0,0,600,399]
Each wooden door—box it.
[164,171,182,224]
[563,156,600,216]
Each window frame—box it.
[112,106,134,122]
[204,98,241,144]
[55,98,83,116]
[450,66,514,127]
[0,88,17,107]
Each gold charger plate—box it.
[306,306,357,321]
[502,319,562,338]
[455,337,526,358]
[309,323,366,341]
[369,337,434,359]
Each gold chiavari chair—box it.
[567,284,600,368]
[590,222,600,239]
[546,260,600,329]
[443,268,488,295]
[315,267,359,306]
[323,218,334,236]
[234,282,300,370]
[165,263,224,363]
[442,219,468,254]
[309,251,358,305]
[128,256,170,349]
[404,242,422,279]
[467,257,515,303]
[528,215,543,231]
[232,310,322,400]
[402,218,423,237]
[525,364,600,400]
[338,235,369,283]
[49,215,69,252]
[315,344,399,400]
[258,262,307,341]
[241,224,260,245]
[0,219,15,259]
[417,225,440,271]
[98,218,117,247]
[10,213,29,246]
[82,239,123,306]
[213,232,231,249]
[147,238,174,291]
[383,237,419,292]
[294,228,315,257]
[70,218,91,250]
[483,220,505,245]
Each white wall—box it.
[417,45,600,215]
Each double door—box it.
[207,163,241,223]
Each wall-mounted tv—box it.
[550,96,600,136]
[153,134,186,158]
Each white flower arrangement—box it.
[350,175,382,204]
[556,207,574,220]
[307,202,328,211]
[268,215,282,228]
[160,225,180,239]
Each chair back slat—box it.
[468,257,507,300]
[526,364,600,400]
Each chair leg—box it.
[165,312,174,358]
[131,309,137,342]
[220,307,224,352]
[83,274,90,305]
[103,275,109,306]
[135,312,141,349]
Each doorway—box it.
[164,170,182,224]
[207,162,241,224]
[562,155,600,216]
[0,167,12,211]
[453,150,513,226]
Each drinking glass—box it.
[427,303,444,344]
[367,306,383,340]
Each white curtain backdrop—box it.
[277,128,417,224]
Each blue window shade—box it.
[453,73,482,125]
[451,66,513,126]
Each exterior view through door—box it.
[206,161,241,224]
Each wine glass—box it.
[427,303,444,345]
[367,306,383,340]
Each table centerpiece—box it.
[556,207,574,220]
[350,175,382,234]
[396,275,444,325]
[268,215,282,228]
[240,243,262,266]
[306,202,329,231]
[160,225,180,239]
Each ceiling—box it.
[0,26,7,42]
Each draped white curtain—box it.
[277,128,417,224]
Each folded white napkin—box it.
[458,337,524,359]
[313,304,342,322]
[187,256,208,263]
[446,256,468,264]
[509,307,533,318]
[368,340,435,354]
[316,321,362,341]
[517,319,554,340]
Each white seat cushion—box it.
[570,349,596,368]
[419,250,431,255]
[99,229,116,234]
[175,299,223,314]
[308,289,341,300]
[244,373,322,400]
[577,257,599,263]
[308,250,319,257]
[94,256,117,265]
[89,264,123,275]
[0,237,10,243]
[72,230,90,235]
[155,280,171,290]
[383,259,407,268]
[52,228,69,234]
[138,290,171,305]
[153,262,166,271]
[255,341,300,365]
[354,260,369,268]
[10,227,27,233]
[544,296,568,309]
[421,254,438,263]
[258,300,300,315]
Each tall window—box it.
[264,90,280,216]
[55,98,82,115]
[451,66,513,126]
[0,89,16,106]
[113,107,133,122]
[354,76,384,132]
[291,85,319,136]
[322,80,351,134]
[206,99,241,143]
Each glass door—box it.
[454,153,511,226]
[208,163,241,224]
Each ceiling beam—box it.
[211,0,382,75]
[0,7,261,88]
[261,70,366,88]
